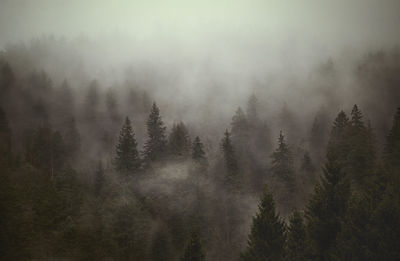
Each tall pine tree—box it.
[168,122,191,158]
[221,129,239,187]
[270,131,294,183]
[115,117,140,174]
[240,186,286,261]
[143,102,167,161]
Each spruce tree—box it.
[270,131,294,183]
[285,210,309,261]
[384,107,400,171]
[143,102,167,161]
[168,122,191,158]
[180,232,205,261]
[301,151,315,173]
[305,155,350,261]
[231,107,249,142]
[221,129,239,186]
[192,136,208,170]
[115,117,140,174]
[240,186,286,261]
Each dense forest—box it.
[0,36,399,261]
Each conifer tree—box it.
[221,129,239,185]
[180,232,205,261]
[231,107,249,142]
[285,210,309,261]
[0,106,11,164]
[301,151,315,173]
[270,131,294,183]
[115,117,140,174]
[240,186,286,261]
[305,154,350,261]
[384,107,400,170]
[168,122,191,158]
[326,110,350,168]
[143,102,167,161]
[192,136,208,169]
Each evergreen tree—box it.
[326,111,350,168]
[180,232,206,261]
[168,122,191,158]
[115,117,140,174]
[192,136,208,170]
[347,104,376,184]
[106,88,122,123]
[231,107,249,142]
[285,210,309,261]
[305,155,350,261]
[0,106,11,164]
[143,102,167,161]
[384,107,400,170]
[221,129,239,186]
[270,131,294,183]
[240,186,286,261]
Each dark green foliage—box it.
[384,107,400,170]
[0,106,12,164]
[115,117,140,174]
[25,126,67,177]
[181,232,205,261]
[285,210,309,261]
[221,129,239,185]
[240,186,286,261]
[169,121,191,158]
[270,131,294,183]
[143,102,168,161]
[305,157,350,261]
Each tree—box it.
[305,155,350,261]
[181,232,205,261]
[384,107,400,171]
[143,102,167,161]
[231,107,249,142]
[192,136,208,170]
[285,210,309,261]
[326,111,350,169]
[301,151,315,173]
[270,131,294,183]
[115,117,140,174]
[240,186,286,261]
[0,106,12,165]
[221,129,239,186]
[106,88,121,123]
[168,122,191,158]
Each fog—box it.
[1,1,400,260]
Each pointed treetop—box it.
[350,104,365,129]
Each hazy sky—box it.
[1,0,399,50]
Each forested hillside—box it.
[0,38,399,261]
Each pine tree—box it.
[305,155,350,261]
[115,117,140,174]
[221,129,239,186]
[143,102,167,161]
[231,107,249,142]
[180,232,205,261]
[106,88,121,123]
[240,186,286,261]
[270,131,294,183]
[326,110,350,168]
[0,106,11,164]
[168,122,191,158]
[384,107,400,171]
[285,210,309,261]
[192,136,208,169]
